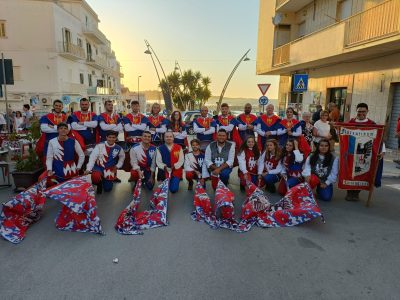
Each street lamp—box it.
[216,49,251,114]
[137,75,142,102]
[144,39,173,113]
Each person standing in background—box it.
[312,105,323,124]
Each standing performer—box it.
[303,139,339,201]
[184,139,205,190]
[203,129,235,190]
[300,112,314,146]
[44,122,85,186]
[345,102,385,201]
[147,103,167,146]
[193,106,217,151]
[277,107,302,147]
[37,100,68,160]
[215,103,239,144]
[98,100,123,142]
[236,103,257,143]
[258,139,282,193]
[237,136,260,191]
[85,131,125,194]
[69,98,98,146]
[255,104,281,152]
[129,131,156,190]
[155,131,184,193]
[168,110,188,150]
[123,100,148,146]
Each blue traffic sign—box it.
[259,96,269,106]
[292,74,309,92]
[62,95,71,105]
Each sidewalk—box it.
[382,149,400,178]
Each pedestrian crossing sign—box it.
[292,74,308,92]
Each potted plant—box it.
[12,149,44,192]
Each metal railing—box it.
[273,43,291,66]
[58,41,85,59]
[344,0,400,47]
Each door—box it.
[63,28,71,52]
[387,84,400,149]
[329,87,347,122]
[337,0,352,21]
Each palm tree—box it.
[161,69,212,111]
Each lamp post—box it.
[144,39,173,113]
[216,49,251,114]
[137,75,141,103]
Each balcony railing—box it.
[58,42,85,60]
[273,43,291,66]
[86,56,108,69]
[344,0,400,47]
[82,23,107,45]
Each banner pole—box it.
[366,125,385,207]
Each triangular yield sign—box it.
[258,84,271,96]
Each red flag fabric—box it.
[236,182,324,232]
[191,182,217,229]
[337,123,384,191]
[44,177,103,234]
[214,180,237,230]
[0,179,47,244]
[115,178,170,235]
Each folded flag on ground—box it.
[237,181,324,233]
[115,178,170,235]
[0,179,47,244]
[192,179,237,231]
[44,176,103,235]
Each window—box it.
[276,24,291,47]
[337,0,352,21]
[298,21,306,38]
[79,73,84,84]
[77,38,82,48]
[0,20,6,38]
[88,74,92,87]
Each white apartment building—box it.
[0,0,124,115]
[257,0,400,149]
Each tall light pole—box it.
[137,75,142,103]
[144,39,173,113]
[216,49,251,114]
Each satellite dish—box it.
[272,13,283,26]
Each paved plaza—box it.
[0,168,399,299]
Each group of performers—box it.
[36,98,384,202]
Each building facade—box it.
[0,0,124,115]
[257,0,400,149]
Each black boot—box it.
[96,183,103,194]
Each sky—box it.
[85,0,279,99]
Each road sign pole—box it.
[1,53,10,133]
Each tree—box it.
[160,69,212,111]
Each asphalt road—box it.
[0,172,399,299]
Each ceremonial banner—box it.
[45,177,103,235]
[0,179,47,244]
[191,182,217,229]
[214,180,237,230]
[337,123,384,191]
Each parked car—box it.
[183,111,213,135]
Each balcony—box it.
[58,42,85,61]
[273,43,290,66]
[87,87,115,95]
[86,56,108,70]
[276,0,314,12]
[344,0,400,47]
[267,0,400,74]
[82,23,107,45]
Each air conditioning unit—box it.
[272,13,283,26]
